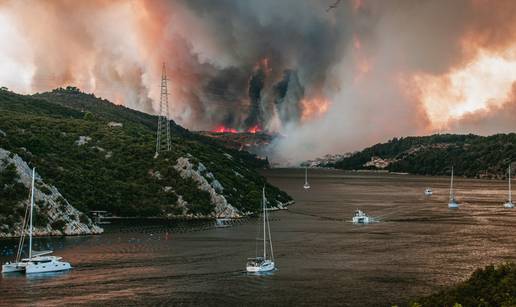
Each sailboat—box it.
[504,164,514,209]
[303,167,310,190]
[246,187,275,273]
[448,166,459,209]
[2,168,72,274]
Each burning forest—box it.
[2,0,516,163]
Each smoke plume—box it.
[1,0,516,163]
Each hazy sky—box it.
[1,0,516,163]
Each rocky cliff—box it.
[0,148,103,237]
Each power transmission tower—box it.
[155,63,171,158]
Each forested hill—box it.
[331,134,516,178]
[0,87,291,222]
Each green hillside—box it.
[332,134,516,178]
[0,87,291,218]
[412,262,516,307]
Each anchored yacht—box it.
[448,166,459,209]
[2,168,72,274]
[303,167,310,190]
[352,209,372,224]
[504,164,514,209]
[246,187,275,273]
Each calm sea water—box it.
[1,169,516,306]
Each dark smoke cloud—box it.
[245,67,266,129]
[2,0,516,163]
[274,70,304,124]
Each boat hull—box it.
[246,261,275,273]
[2,263,26,273]
[352,217,371,224]
[303,184,310,190]
[504,202,515,209]
[448,202,459,209]
[25,261,71,274]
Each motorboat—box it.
[352,209,372,224]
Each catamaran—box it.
[504,165,514,209]
[303,167,310,190]
[2,168,72,274]
[448,166,459,209]
[246,187,275,273]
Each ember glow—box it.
[211,125,262,134]
[301,97,330,122]
[247,125,262,134]
[212,126,239,134]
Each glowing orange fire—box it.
[247,125,262,134]
[301,97,330,122]
[212,126,239,133]
[211,125,263,134]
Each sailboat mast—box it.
[29,167,35,259]
[305,167,307,185]
[263,187,266,260]
[509,165,512,203]
[450,166,454,200]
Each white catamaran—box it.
[303,167,310,190]
[504,164,514,209]
[448,166,459,209]
[246,187,275,273]
[2,168,72,274]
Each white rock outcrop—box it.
[0,148,103,237]
[75,136,92,146]
[174,157,240,218]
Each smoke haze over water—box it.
[1,0,516,163]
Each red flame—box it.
[211,125,263,134]
[301,96,330,122]
[212,125,239,133]
[247,125,262,134]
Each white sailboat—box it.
[246,187,275,273]
[424,187,433,196]
[2,168,72,274]
[303,167,310,190]
[448,166,459,209]
[504,164,514,209]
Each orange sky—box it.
[1,0,516,161]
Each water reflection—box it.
[1,170,516,306]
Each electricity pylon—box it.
[155,63,171,158]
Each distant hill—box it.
[331,134,516,178]
[0,87,292,231]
